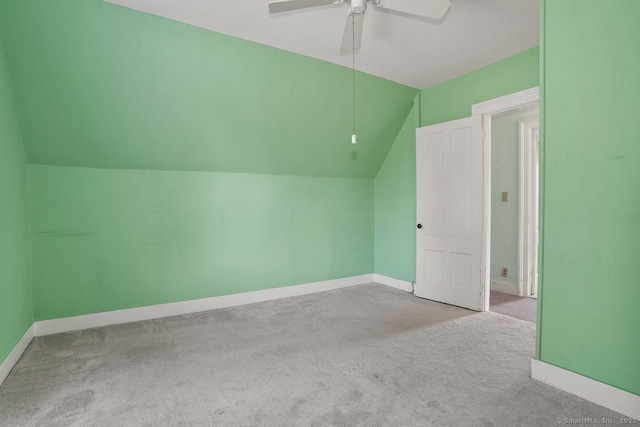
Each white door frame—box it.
[471,87,540,311]
[518,116,540,297]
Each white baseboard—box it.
[34,274,374,337]
[490,280,518,295]
[0,324,35,387]
[531,359,640,420]
[374,274,413,292]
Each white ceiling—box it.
[103,0,539,89]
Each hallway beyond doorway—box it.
[490,290,536,323]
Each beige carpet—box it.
[0,284,621,426]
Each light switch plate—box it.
[502,191,509,202]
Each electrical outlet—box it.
[501,267,508,278]
[502,192,509,202]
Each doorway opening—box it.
[487,106,539,323]
[471,88,540,324]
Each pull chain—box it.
[351,12,357,144]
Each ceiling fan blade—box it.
[340,12,365,53]
[268,0,339,14]
[373,0,451,19]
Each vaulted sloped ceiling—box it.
[103,0,540,89]
[0,0,417,178]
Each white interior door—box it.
[415,117,482,311]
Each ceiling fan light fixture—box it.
[350,0,366,14]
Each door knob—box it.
[417,224,422,229]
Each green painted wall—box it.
[539,0,640,395]
[0,32,32,364]
[0,0,400,328]
[0,0,416,179]
[29,165,373,320]
[421,47,540,127]
[374,96,419,281]
[374,49,539,282]
[490,108,538,287]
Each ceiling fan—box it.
[267,0,451,53]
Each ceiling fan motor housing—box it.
[350,0,366,14]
